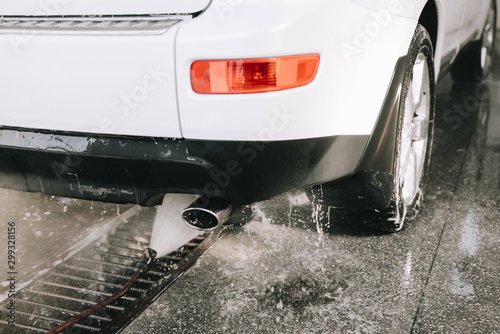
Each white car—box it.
[0,0,496,231]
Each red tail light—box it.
[191,54,320,94]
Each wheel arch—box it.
[418,0,444,78]
[418,1,439,55]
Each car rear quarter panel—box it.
[176,0,418,141]
[352,0,428,20]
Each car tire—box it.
[450,0,497,82]
[314,24,435,233]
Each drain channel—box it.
[0,207,230,333]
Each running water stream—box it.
[149,194,203,258]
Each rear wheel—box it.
[315,25,435,233]
[450,0,496,82]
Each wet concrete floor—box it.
[1,63,500,334]
[122,72,500,332]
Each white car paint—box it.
[0,0,492,141]
[352,0,428,19]
[176,0,416,140]
[0,21,185,138]
[0,0,210,16]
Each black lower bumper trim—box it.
[0,129,368,205]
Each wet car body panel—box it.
[0,0,494,206]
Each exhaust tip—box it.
[182,208,220,231]
[181,196,232,231]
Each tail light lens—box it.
[191,54,320,94]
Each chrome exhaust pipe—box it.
[181,196,232,231]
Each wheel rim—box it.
[481,2,496,71]
[400,52,431,207]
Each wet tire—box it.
[450,0,496,82]
[315,25,435,233]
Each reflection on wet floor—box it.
[449,210,479,300]
[0,192,131,299]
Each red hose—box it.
[46,248,156,334]
[46,270,141,334]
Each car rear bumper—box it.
[0,128,368,205]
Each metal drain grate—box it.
[0,207,229,333]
